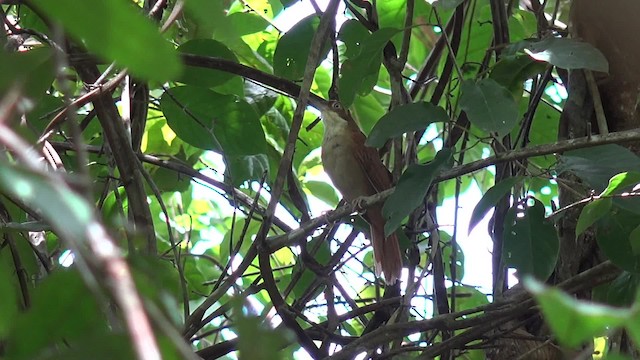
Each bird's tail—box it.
[369,211,403,284]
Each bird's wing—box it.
[350,125,394,194]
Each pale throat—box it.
[321,111,350,143]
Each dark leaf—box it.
[6,270,105,359]
[226,154,270,186]
[365,102,450,148]
[559,145,640,214]
[490,54,547,96]
[525,37,609,72]
[383,149,453,236]
[460,79,519,137]
[597,207,640,272]
[0,253,19,338]
[469,177,523,234]
[593,271,640,307]
[339,28,401,106]
[273,15,329,80]
[177,39,239,87]
[502,199,559,280]
[432,0,465,10]
[160,86,266,157]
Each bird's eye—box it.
[331,101,342,110]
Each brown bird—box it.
[318,100,403,284]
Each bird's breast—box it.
[321,130,373,201]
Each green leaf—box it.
[502,199,559,280]
[593,271,640,307]
[0,48,54,100]
[227,154,270,186]
[339,28,401,107]
[631,225,640,255]
[129,256,181,307]
[596,207,640,272]
[525,279,629,348]
[183,256,214,300]
[280,0,298,7]
[337,20,370,58]
[602,354,633,360]
[490,54,547,97]
[0,163,94,244]
[625,313,640,350]
[459,79,519,137]
[383,149,453,236]
[224,12,270,39]
[177,39,239,87]
[304,180,340,206]
[468,177,523,234]
[30,0,181,82]
[182,0,225,38]
[149,148,196,193]
[41,333,138,360]
[160,86,267,156]
[365,102,450,148]
[0,252,19,338]
[575,198,612,237]
[601,172,640,196]
[351,93,387,134]
[290,238,331,299]
[6,270,105,360]
[432,0,465,10]
[449,285,489,313]
[525,37,609,73]
[273,15,329,80]
[234,300,293,360]
[559,146,640,214]
[559,145,640,193]
[442,243,465,281]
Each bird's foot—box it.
[350,197,368,214]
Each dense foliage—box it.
[0,0,639,359]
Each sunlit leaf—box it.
[575,198,612,237]
[601,172,640,196]
[304,180,340,206]
[449,285,489,313]
[526,279,629,348]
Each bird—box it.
[318,100,403,284]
